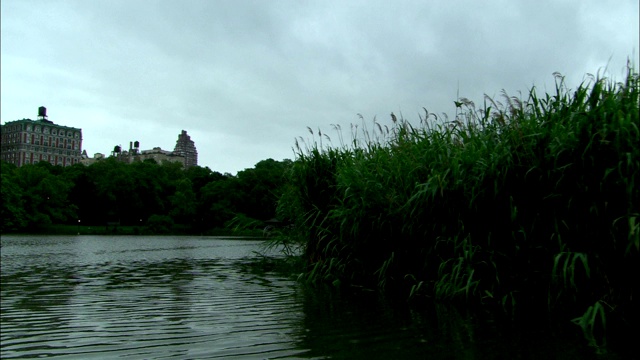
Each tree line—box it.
[1,157,292,234]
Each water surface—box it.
[0,235,612,359]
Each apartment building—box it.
[173,130,198,168]
[0,107,83,167]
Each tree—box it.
[169,178,197,224]
[63,163,100,224]
[145,214,174,234]
[235,158,292,220]
[89,158,135,224]
[12,163,76,229]
[199,175,241,228]
[1,162,27,231]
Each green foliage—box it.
[225,213,264,235]
[1,161,77,230]
[279,66,640,346]
[145,214,174,234]
[1,163,27,231]
[199,174,242,228]
[236,158,292,220]
[169,178,197,224]
[572,300,608,349]
[1,156,292,234]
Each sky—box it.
[1,0,638,174]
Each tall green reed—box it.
[279,66,639,348]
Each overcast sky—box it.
[1,0,638,174]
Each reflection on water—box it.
[2,236,305,359]
[0,235,614,359]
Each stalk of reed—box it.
[278,66,639,348]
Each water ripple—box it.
[1,237,303,359]
[2,235,610,359]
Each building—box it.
[138,147,185,165]
[0,106,83,167]
[107,130,197,168]
[80,151,105,166]
[110,141,186,167]
[173,130,198,168]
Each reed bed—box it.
[278,67,639,348]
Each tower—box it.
[173,130,197,168]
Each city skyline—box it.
[1,106,199,169]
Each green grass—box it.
[277,66,639,350]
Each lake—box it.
[0,235,617,359]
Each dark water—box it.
[0,235,617,359]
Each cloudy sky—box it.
[1,0,638,174]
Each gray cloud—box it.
[2,0,638,173]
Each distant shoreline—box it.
[1,224,264,237]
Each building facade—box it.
[173,130,198,168]
[139,147,186,165]
[109,141,186,167]
[80,151,105,166]
[0,107,83,167]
